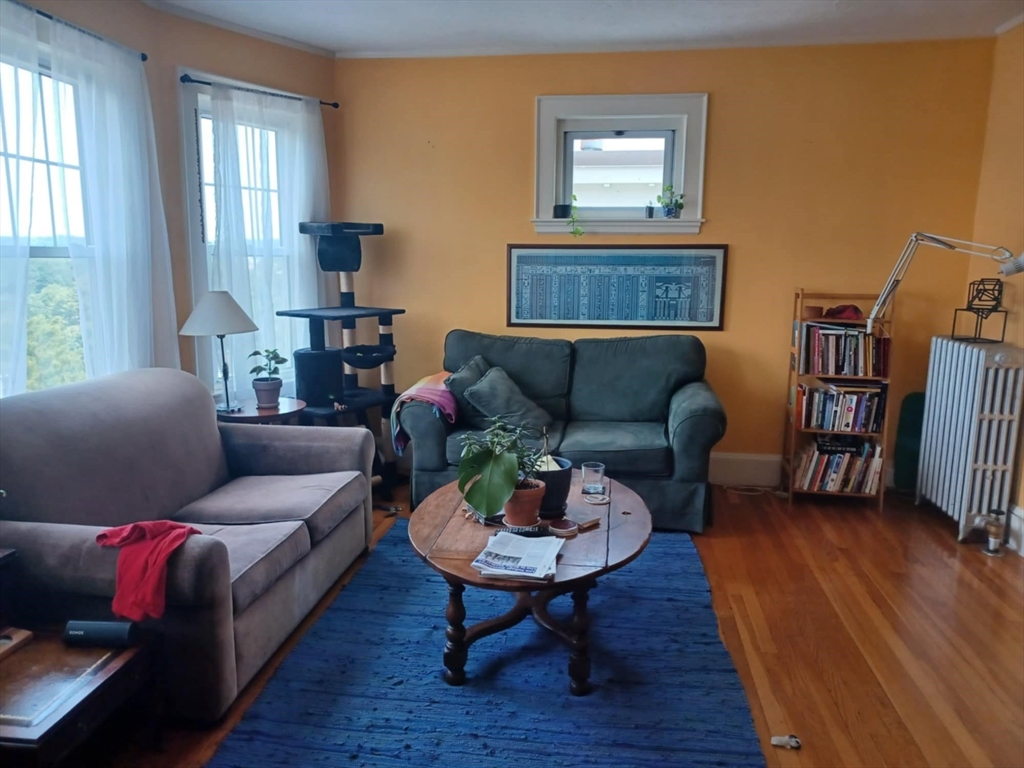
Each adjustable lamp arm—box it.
[867,232,1018,334]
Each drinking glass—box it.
[581,462,606,494]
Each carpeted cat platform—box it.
[208,519,765,767]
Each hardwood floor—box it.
[696,489,1024,768]
[78,486,1023,768]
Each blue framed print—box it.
[507,244,727,330]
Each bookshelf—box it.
[783,289,894,512]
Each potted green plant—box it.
[458,418,546,526]
[656,185,684,218]
[248,348,288,408]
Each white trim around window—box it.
[533,94,708,235]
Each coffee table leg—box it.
[443,580,468,685]
[569,584,593,696]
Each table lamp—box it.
[179,290,258,412]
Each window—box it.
[0,61,87,392]
[180,73,328,403]
[534,94,708,234]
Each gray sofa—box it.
[398,330,727,532]
[0,368,374,723]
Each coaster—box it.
[583,494,610,505]
[547,518,578,538]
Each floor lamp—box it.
[179,290,258,412]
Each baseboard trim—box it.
[1007,505,1024,557]
[709,452,782,487]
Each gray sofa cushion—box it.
[191,521,310,615]
[557,421,672,476]
[465,367,553,430]
[444,355,491,428]
[174,471,366,545]
[570,336,707,422]
[444,330,572,420]
[446,421,566,466]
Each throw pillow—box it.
[444,355,492,428]
[464,366,553,431]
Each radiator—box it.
[917,337,1024,541]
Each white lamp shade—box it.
[179,291,258,336]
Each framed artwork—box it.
[507,244,728,330]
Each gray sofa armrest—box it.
[397,400,452,472]
[667,380,727,483]
[218,423,376,546]
[0,520,231,608]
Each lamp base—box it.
[217,403,244,413]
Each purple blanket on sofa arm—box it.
[390,372,457,455]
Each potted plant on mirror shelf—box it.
[656,184,684,218]
[248,348,288,408]
[458,418,547,527]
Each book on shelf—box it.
[795,379,888,433]
[794,436,883,494]
[798,322,890,377]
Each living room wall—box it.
[332,40,994,458]
[24,0,338,368]
[969,20,1024,508]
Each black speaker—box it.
[63,621,139,648]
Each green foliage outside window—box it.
[26,259,86,391]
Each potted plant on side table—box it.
[457,418,547,527]
[248,348,288,409]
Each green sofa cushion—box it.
[446,421,566,466]
[444,330,572,421]
[444,354,491,428]
[464,367,553,431]
[569,336,706,422]
[557,421,672,476]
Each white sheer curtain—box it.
[201,85,329,402]
[0,0,178,397]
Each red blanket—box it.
[96,520,200,621]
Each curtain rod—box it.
[179,73,339,109]
[28,6,148,61]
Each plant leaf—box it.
[249,366,263,374]
[461,449,518,517]
[248,351,260,358]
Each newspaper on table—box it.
[471,532,564,580]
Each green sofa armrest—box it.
[397,400,452,472]
[0,520,231,608]
[667,380,727,483]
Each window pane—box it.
[25,257,85,391]
[203,183,216,244]
[200,116,214,184]
[268,131,278,190]
[570,137,665,208]
[57,80,79,167]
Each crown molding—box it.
[142,0,334,58]
[995,12,1024,35]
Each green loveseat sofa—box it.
[398,330,727,532]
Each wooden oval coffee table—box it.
[409,471,651,695]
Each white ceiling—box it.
[150,0,1024,59]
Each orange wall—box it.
[332,40,994,455]
[24,0,338,370]
[969,21,1024,507]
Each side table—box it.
[216,397,306,425]
[0,635,157,767]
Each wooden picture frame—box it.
[507,244,728,331]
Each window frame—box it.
[533,94,708,234]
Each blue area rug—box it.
[208,519,765,767]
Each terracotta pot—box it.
[502,480,546,527]
[253,377,283,408]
